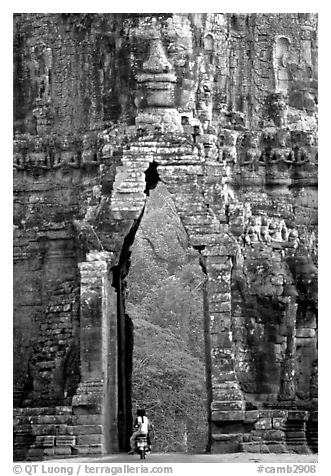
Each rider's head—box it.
[137,408,146,417]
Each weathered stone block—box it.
[212,410,244,421]
[211,401,244,411]
[76,434,102,446]
[73,444,103,455]
[66,425,102,435]
[33,415,72,425]
[260,410,287,418]
[43,448,56,456]
[273,417,286,429]
[54,446,72,455]
[71,414,102,425]
[251,429,285,441]
[296,328,316,338]
[240,442,270,453]
[266,443,288,453]
[211,434,242,453]
[244,411,259,423]
[56,435,76,446]
[212,389,243,401]
[309,411,318,423]
[254,418,272,430]
[287,411,309,421]
[35,435,55,447]
[31,424,68,436]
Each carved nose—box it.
[142,38,173,74]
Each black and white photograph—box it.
[11,6,320,474]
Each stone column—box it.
[72,250,118,453]
[202,244,246,453]
[278,297,297,401]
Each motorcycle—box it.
[134,435,150,459]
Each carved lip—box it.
[136,72,177,84]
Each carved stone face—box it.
[277,130,290,148]
[249,133,260,148]
[34,137,44,151]
[126,14,197,109]
[61,137,71,151]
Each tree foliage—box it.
[126,184,207,452]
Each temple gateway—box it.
[13,13,317,459]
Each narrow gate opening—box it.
[125,182,208,453]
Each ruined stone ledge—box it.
[212,410,245,421]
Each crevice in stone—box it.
[111,214,143,452]
[199,253,212,453]
[144,160,159,195]
[110,159,161,451]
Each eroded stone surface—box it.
[13,13,318,459]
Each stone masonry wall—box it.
[13,13,317,458]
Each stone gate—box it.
[13,13,318,459]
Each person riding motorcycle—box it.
[128,408,152,454]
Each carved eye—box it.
[168,43,186,54]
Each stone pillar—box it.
[72,250,118,453]
[278,297,297,401]
[202,245,246,453]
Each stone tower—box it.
[13,13,318,459]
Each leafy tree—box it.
[126,183,208,452]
